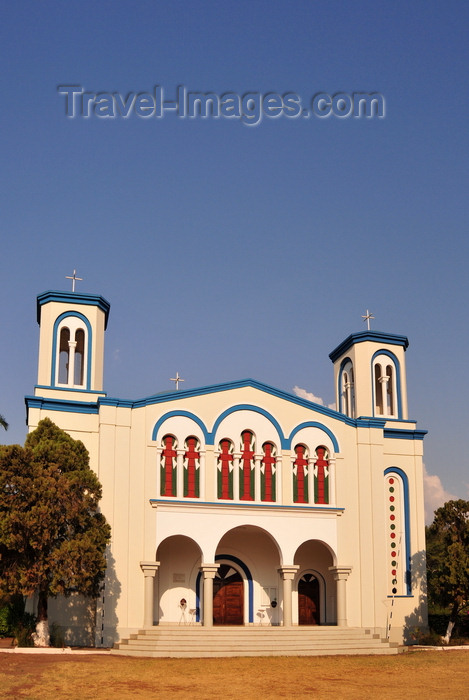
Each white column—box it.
[308,457,315,504]
[233,452,241,501]
[155,447,163,497]
[68,340,77,385]
[278,565,299,627]
[176,449,185,498]
[140,561,160,628]
[275,456,282,502]
[329,566,352,626]
[254,454,262,502]
[379,374,389,415]
[199,450,205,499]
[200,564,219,627]
[328,458,336,506]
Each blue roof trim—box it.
[329,331,409,363]
[37,290,110,329]
[25,395,99,415]
[100,378,386,431]
[384,428,427,440]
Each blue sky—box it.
[2,1,468,521]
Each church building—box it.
[25,290,428,647]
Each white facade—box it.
[26,291,428,645]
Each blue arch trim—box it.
[337,357,353,415]
[384,467,411,596]
[209,404,286,448]
[287,422,340,453]
[51,312,93,390]
[195,554,254,623]
[151,410,210,443]
[371,349,403,419]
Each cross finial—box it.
[170,372,185,390]
[65,269,83,292]
[362,309,375,330]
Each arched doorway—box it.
[213,564,244,625]
[298,573,320,625]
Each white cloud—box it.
[423,465,456,524]
[293,386,336,411]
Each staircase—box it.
[112,625,401,658]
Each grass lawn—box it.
[1,650,468,699]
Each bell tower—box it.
[35,290,110,399]
[329,331,409,421]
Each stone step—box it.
[112,626,399,657]
[112,646,399,658]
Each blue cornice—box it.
[25,396,99,415]
[35,385,107,396]
[37,291,111,329]
[384,428,427,440]
[329,331,409,363]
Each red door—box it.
[298,574,319,625]
[213,564,244,625]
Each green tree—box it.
[426,499,469,643]
[0,418,111,646]
[0,415,8,430]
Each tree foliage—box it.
[426,499,469,640]
[0,418,111,640]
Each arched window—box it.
[373,354,398,417]
[240,430,255,501]
[217,439,234,500]
[160,435,178,497]
[261,441,277,502]
[58,327,70,384]
[74,329,85,385]
[293,444,309,503]
[341,360,355,418]
[384,469,411,596]
[314,446,329,504]
[55,316,88,388]
[183,436,200,498]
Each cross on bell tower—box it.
[361,309,375,330]
[65,269,83,292]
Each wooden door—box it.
[213,564,244,625]
[298,574,319,625]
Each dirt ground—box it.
[1,650,469,700]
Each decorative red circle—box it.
[389,478,394,484]
[390,533,396,539]
[389,496,395,502]
[392,569,397,575]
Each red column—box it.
[262,443,276,502]
[294,445,308,503]
[184,437,200,497]
[162,436,177,496]
[240,431,254,500]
